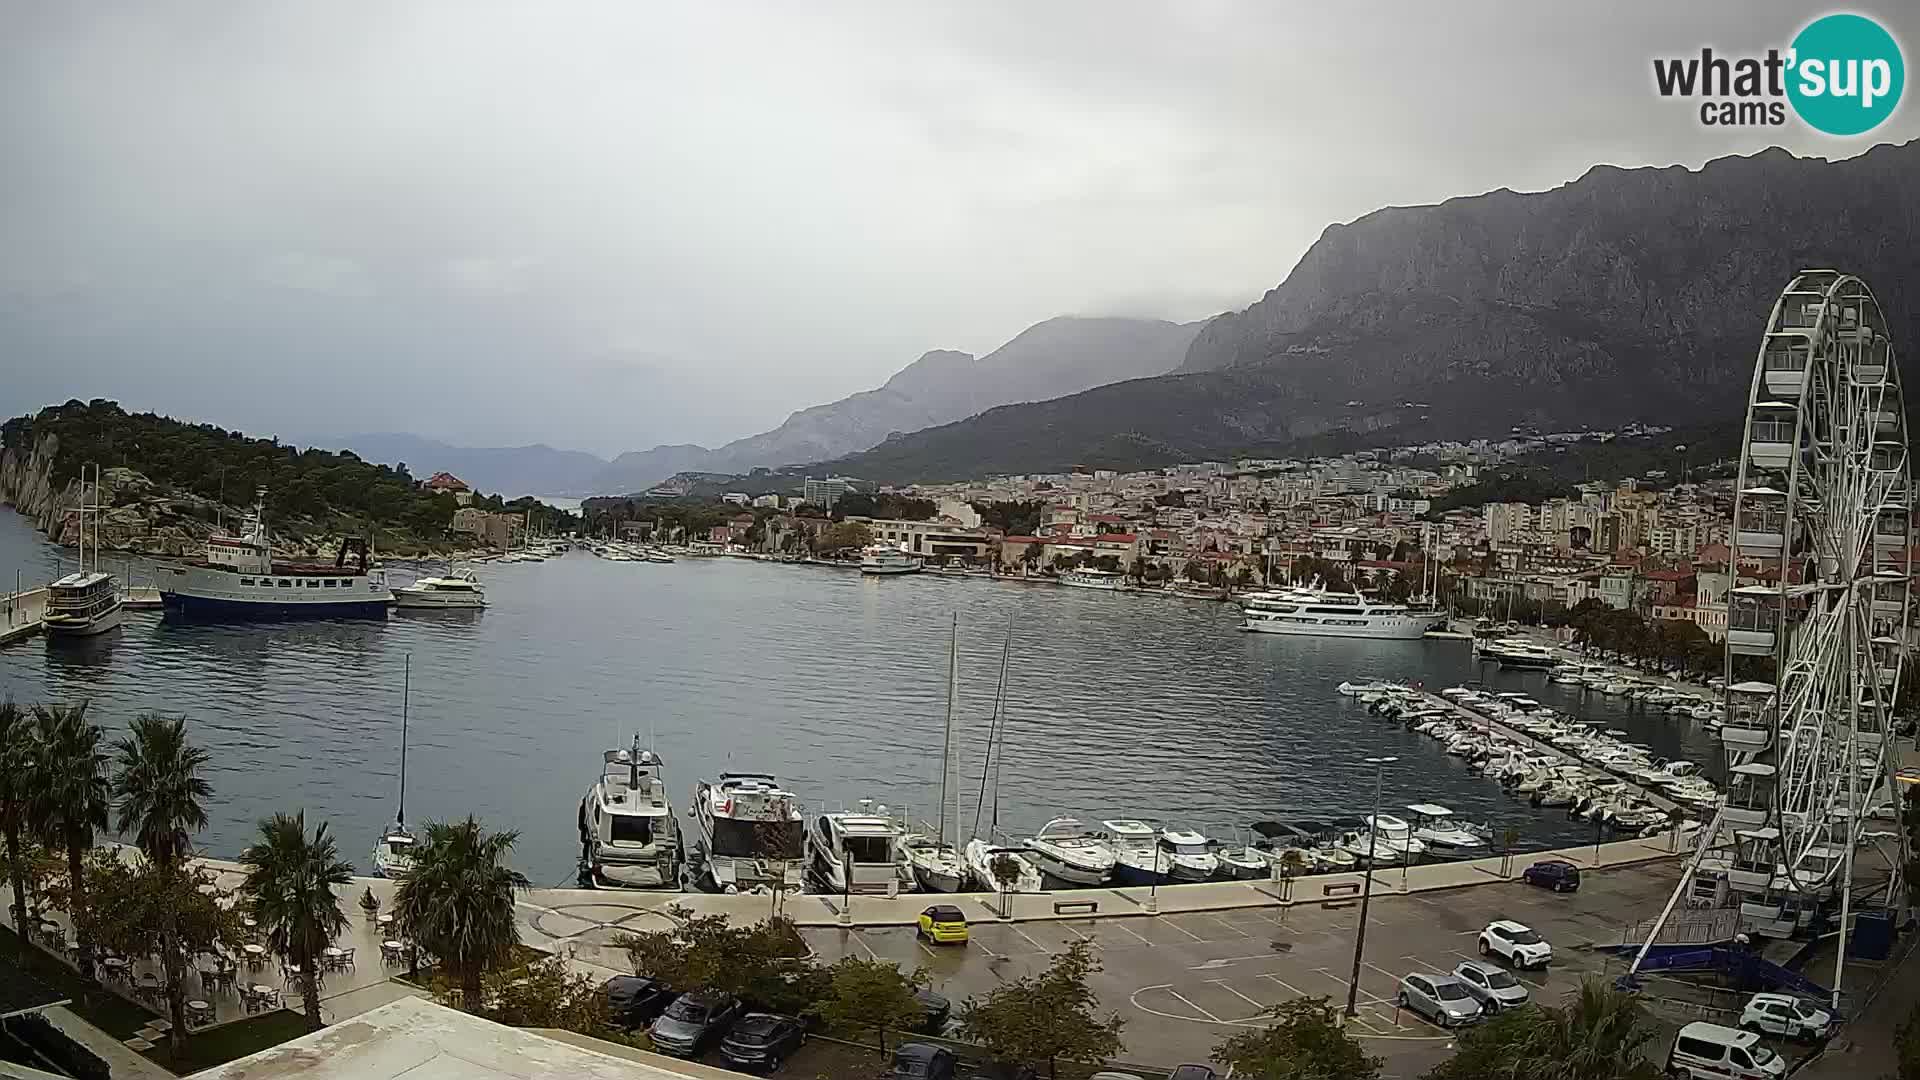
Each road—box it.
[801,863,1681,1078]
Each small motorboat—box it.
[1023,818,1116,886]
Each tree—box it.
[813,957,928,1053]
[754,817,804,918]
[240,811,353,1029]
[393,817,530,1014]
[615,908,818,1013]
[30,703,109,980]
[112,714,213,1052]
[482,956,624,1039]
[1895,1000,1920,1080]
[0,700,36,952]
[87,854,239,1057]
[1423,979,1663,1080]
[959,940,1124,1079]
[989,853,1022,918]
[1212,997,1380,1080]
[816,522,873,554]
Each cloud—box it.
[257,253,368,296]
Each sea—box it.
[0,508,1721,887]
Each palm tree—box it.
[239,812,352,1030]
[30,703,109,980]
[113,714,212,1051]
[392,817,530,1012]
[0,700,36,952]
[1431,978,1662,1080]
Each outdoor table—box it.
[100,957,127,970]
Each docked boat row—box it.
[585,541,677,563]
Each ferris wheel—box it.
[1634,270,1910,998]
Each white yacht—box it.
[1404,804,1488,860]
[1477,637,1556,669]
[159,492,390,619]
[393,568,487,608]
[859,545,921,576]
[807,802,913,895]
[963,838,1045,893]
[371,824,417,879]
[1058,568,1130,591]
[1022,818,1116,885]
[1157,828,1220,882]
[45,466,123,638]
[690,772,803,894]
[1240,582,1441,640]
[903,833,968,893]
[1103,819,1164,886]
[580,738,682,889]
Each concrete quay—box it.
[1,586,48,645]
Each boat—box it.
[393,567,487,608]
[1477,637,1557,669]
[807,801,913,895]
[689,772,804,894]
[370,655,417,879]
[159,491,391,619]
[963,839,1045,893]
[858,544,921,576]
[581,735,683,889]
[1209,832,1270,880]
[1058,568,1130,591]
[1103,819,1164,885]
[1239,581,1442,640]
[45,465,124,638]
[1404,804,1488,860]
[1023,818,1117,885]
[908,613,967,892]
[1157,828,1220,882]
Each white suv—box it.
[1478,920,1552,969]
[1740,993,1833,1042]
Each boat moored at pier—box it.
[690,772,804,894]
[1240,583,1442,640]
[159,493,391,620]
[581,738,683,889]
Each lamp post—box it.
[1346,756,1397,1018]
[1146,831,1163,914]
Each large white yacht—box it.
[690,772,804,894]
[858,545,920,575]
[1239,582,1441,640]
[159,492,391,619]
[807,802,914,895]
[580,738,683,889]
[1058,568,1130,591]
[1022,818,1117,885]
[393,568,486,608]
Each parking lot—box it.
[801,864,1681,1078]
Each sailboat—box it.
[370,654,418,878]
[45,464,125,638]
[905,614,968,893]
[963,620,1044,893]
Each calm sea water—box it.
[0,508,1720,886]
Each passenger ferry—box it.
[158,493,391,620]
[1239,582,1442,640]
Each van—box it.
[1666,1022,1785,1079]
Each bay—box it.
[0,508,1720,886]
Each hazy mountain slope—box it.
[590,316,1202,493]
[820,142,1920,485]
[329,433,608,497]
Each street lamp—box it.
[1346,755,1398,1018]
[1146,829,1163,914]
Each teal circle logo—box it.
[1788,13,1904,135]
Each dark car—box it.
[1521,859,1582,893]
[894,1043,958,1080]
[915,988,952,1033]
[1167,1066,1217,1080]
[720,1012,806,1070]
[648,990,744,1056]
[603,975,676,1029]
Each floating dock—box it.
[0,588,48,646]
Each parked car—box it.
[648,990,745,1056]
[720,1012,807,1070]
[893,1043,958,1080]
[1521,859,1582,892]
[1089,1073,1146,1080]
[1478,920,1553,969]
[603,975,675,1029]
[1397,973,1484,1028]
[914,987,952,1033]
[1451,960,1529,1012]
[918,905,970,945]
[1740,992,1834,1042]
[1667,1021,1785,1078]
[1166,1067,1216,1080]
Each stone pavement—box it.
[40,1004,174,1080]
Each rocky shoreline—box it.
[0,433,484,561]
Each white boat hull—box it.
[859,565,920,576]
[393,589,485,608]
[45,603,124,637]
[1026,849,1111,886]
[1243,617,1432,640]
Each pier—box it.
[0,586,47,645]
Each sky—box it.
[3,2,1917,459]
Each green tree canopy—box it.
[1422,980,1663,1080]
[1211,997,1380,1080]
[614,908,819,1013]
[812,957,929,1053]
[958,940,1124,1079]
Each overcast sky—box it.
[4,2,1915,458]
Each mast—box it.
[936,613,956,850]
[398,652,410,826]
[988,618,1012,838]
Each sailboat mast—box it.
[988,620,1011,837]
[398,652,410,825]
[936,613,956,849]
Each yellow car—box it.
[917,904,969,945]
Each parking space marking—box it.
[1010,926,1051,954]
[1208,979,1269,1012]
[1127,985,1264,1030]
[971,935,999,958]
[1060,922,1091,941]
[917,939,937,958]
[1162,918,1205,942]
[1200,914,1253,938]
[1258,973,1311,998]
[849,932,879,962]
[1111,921,1155,946]
[1165,988,1224,1023]
[1401,954,1447,976]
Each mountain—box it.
[590,316,1202,493]
[329,433,609,497]
[817,142,1920,485]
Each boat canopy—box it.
[1405,803,1454,818]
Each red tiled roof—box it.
[424,471,469,491]
[1001,535,1046,544]
[1094,533,1138,544]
